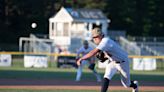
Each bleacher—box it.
[151,45,164,55]
[142,42,164,55]
[129,37,164,55]
[137,43,154,55]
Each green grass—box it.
[0,66,164,82]
[0,60,164,82]
[0,67,102,81]
[0,61,164,92]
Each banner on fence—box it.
[24,55,48,68]
[133,58,156,70]
[0,54,12,67]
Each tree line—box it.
[0,0,163,45]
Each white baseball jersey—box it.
[96,37,128,62]
[96,37,131,88]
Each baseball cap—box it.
[91,27,103,37]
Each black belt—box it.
[107,59,125,64]
[115,60,125,63]
[106,53,125,64]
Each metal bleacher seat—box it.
[130,37,164,55]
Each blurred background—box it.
[0,0,163,72]
[0,1,164,92]
[0,0,163,51]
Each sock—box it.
[130,81,137,89]
[101,78,110,92]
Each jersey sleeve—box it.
[96,38,108,51]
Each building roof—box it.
[49,7,109,23]
[65,7,108,20]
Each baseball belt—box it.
[115,60,125,63]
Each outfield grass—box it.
[0,60,164,82]
[0,61,164,92]
[0,66,164,82]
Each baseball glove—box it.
[96,50,108,63]
[88,63,95,70]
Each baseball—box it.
[31,23,37,28]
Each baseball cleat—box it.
[132,80,139,92]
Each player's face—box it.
[92,35,102,45]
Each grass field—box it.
[0,64,164,82]
[0,61,164,92]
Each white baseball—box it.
[31,23,37,28]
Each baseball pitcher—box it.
[77,28,139,92]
